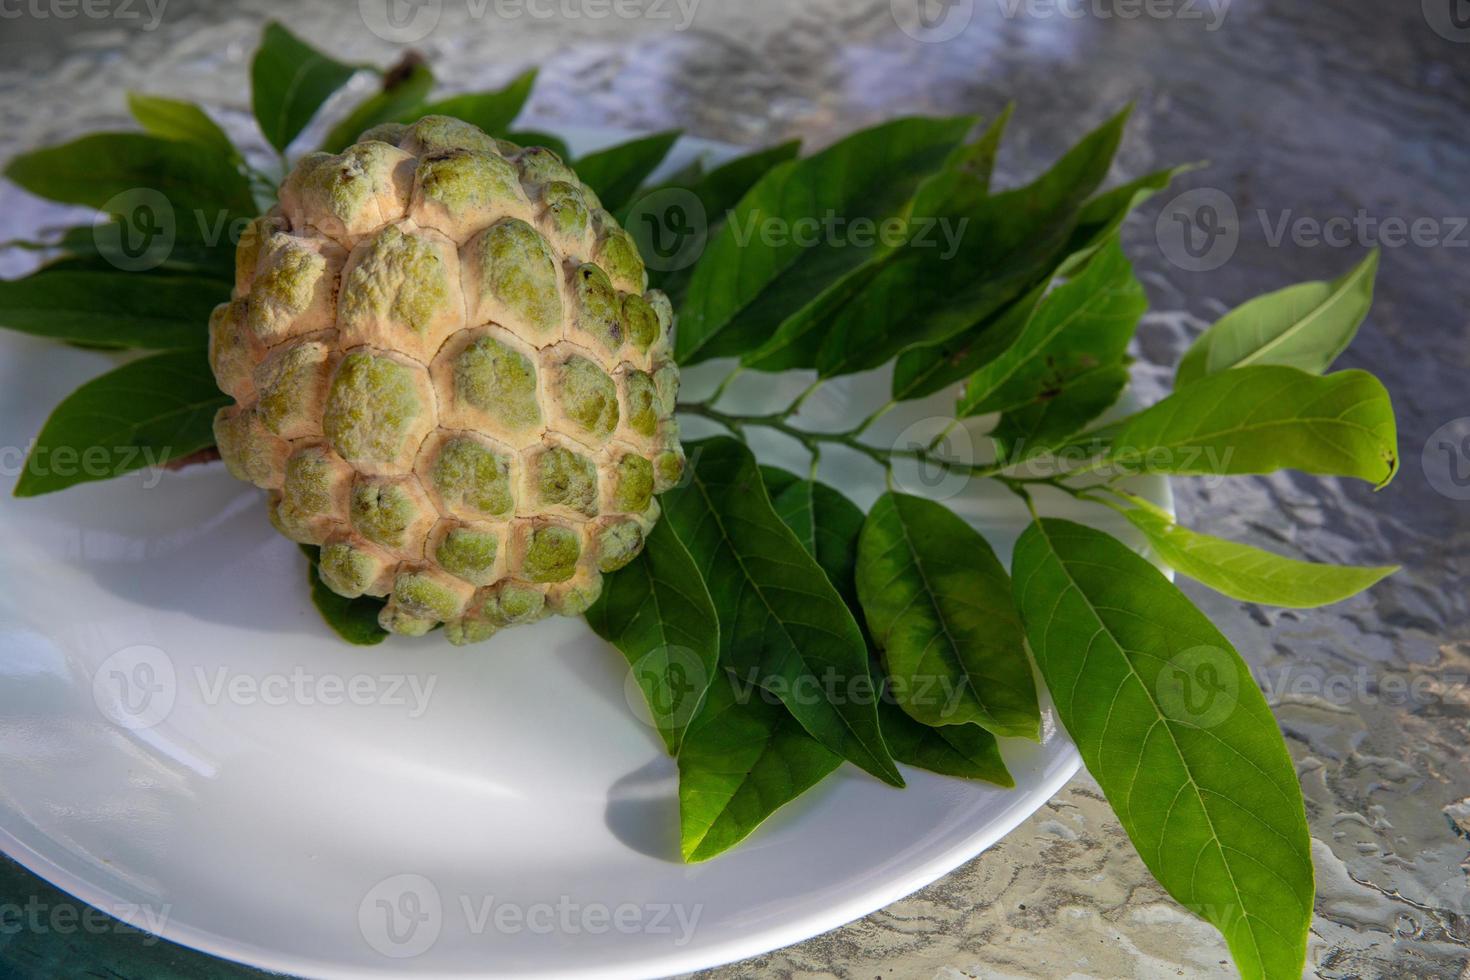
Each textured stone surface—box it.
[0,0,1466,976]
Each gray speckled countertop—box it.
[1,0,1467,976]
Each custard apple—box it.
[208,116,684,643]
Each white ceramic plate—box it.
[0,131,1171,979]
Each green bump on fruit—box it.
[622,369,658,438]
[595,519,644,572]
[471,219,562,336]
[213,407,281,487]
[445,616,497,646]
[392,569,464,621]
[431,436,514,516]
[551,574,603,615]
[323,351,424,465]
[621,294,659,352]
[652,363,679,419]
[491,582,546,624]
[234,216,272,289]
[453,335,541,430]
[351,479,421,549]
[557,356,619,440]
[318,541,383,598]
[342,225,452,338]
[515,146,576,185]
[523,524,581,582]
[379,606,437,636]
[247,240,326,341]
[255,341,328,435]
[405,115,499,155]
[646,290,673,343]
[276,447,341,538]
[533,445,598,515]
[359,122,407,145]
[597,228,645,291]
[653,446,685,492]
[436,526,500,586]
[295,142,407,229]
[544,181,590,238]
[417,149,521,214]
[573,264,623,352]
[611,454,654,513]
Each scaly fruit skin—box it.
[209,116,683,643]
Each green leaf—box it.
[890,160,1185,402]
[659,437,902,787]
[321,62,435,153]
[251,21,360,153]
[635,140,802,304]
[573,130,681,216]
[889,281,1046,403]
[875,684,1013,785]
[676,115,977,366]
[1123,507,1397,608]
[677,669,841,862]
[856,492,1038,738]
[990,362,1130,462]
[13,349,229,497]
[1176,250,1380,384]
[1055,164,1197,276]
[0,270,226,348]
[765,469,1014,787]
[940,102,1013,197]
[45,221,236,280]
[803,108,1132,379]
[1012,518,1312,980]
[300,545,388,645]
[958,238,1145,418]
[505,130,570,160]
[5,132,255,216]
[126,93,237,159]
[408,69,538,137]
[585,520,720,754]
[1102,365,1399,488]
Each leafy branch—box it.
[0,23,1402,980]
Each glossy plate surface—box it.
[0,132,1170,979]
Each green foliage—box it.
[1012,518,1313,980]
[585,520,720,754]
[407,69,538,137]
[321,62,436,153]
[856,492,1037,737]
[14,349,228,497]
[251,21,360,153]
[1177,249,1380,383]
[1124,505,1398,608]
[299,545,388,645]
[0,27,1410,976]
[4,132,255,217]
[0,270,226,348]
[126,93,237,159]
[659,437,902,787]
[676,116,977,365]
[1102,365,1399,487]
[574,130,681,215]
